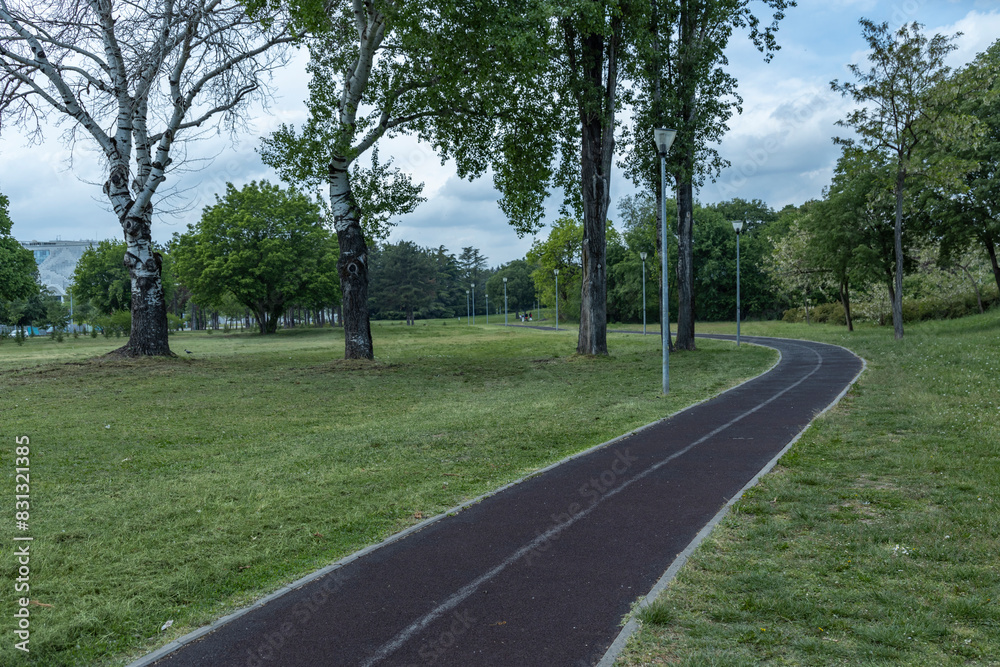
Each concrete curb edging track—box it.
[132,333,864,667]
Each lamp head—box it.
[553,269,559,276]
[640,251,647,260]
[732,220,745,233]
[653,128,677,156]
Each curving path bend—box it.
[138,335,864,667]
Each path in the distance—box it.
[144,335,863,667]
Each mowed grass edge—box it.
[616,313,1000,666]
[0,322,775,667]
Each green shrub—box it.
[811,302,847,325]
[782,307,803,323]
[94,310,131,338]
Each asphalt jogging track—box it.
[140,334,864,667]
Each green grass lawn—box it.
[0,321,774,667]
[617,313,1000,666]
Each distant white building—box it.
[21,239,98,302]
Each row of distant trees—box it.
[4,168,997,341]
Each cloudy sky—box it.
[3,1,999,266]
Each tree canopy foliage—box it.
[71,240,132,316]
[171,181,339,335]
[0,192,35,304]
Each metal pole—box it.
[486,294,489,325]
[466,290,469,324]
[641,255,646,335]
[736,230,741,347]
[504,279,508,326]
[661,154,669,394]
[471,284,475,325]
[554,273,559,330]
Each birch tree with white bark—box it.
[259,0,552,359]
[0,0,297,355]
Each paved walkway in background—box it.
[140,335,863,667]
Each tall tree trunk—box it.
[840,278,854,332]
[985,232,1000,297]
[675,178,696,350]
[957,263,985,314]
[119,208,171,356]
[576,22,620,357]
[330,158,374,359]
[886,279,896,328]
[891,169,905,340]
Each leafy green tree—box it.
[172,181,337,335]
[0,193,36,305]
[295,234,343,322]
[369,241,437,324]
[613,193,670,327]
[426,246,464,319]
[832,19,970,339]
[259,0,546,358]
[4,285,53,336]
[486,260,537,318]
[922,41,1000,296]
[766,204,834,323]
[71,240,132,315]
[527,217,584,322]
[691,207,777,322]
[71,240,177,321]
[801,150,885,330]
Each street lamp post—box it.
[471,283,476,325]
[553,269,559,331]
[503,277,508,326]
[466,289,470,324]
[485,294,489,325]
[654,127,677,395]
[732,220,745,346]
[640,251,647,335]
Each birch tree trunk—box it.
[122,210,170,355]
[330,158,374,359]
